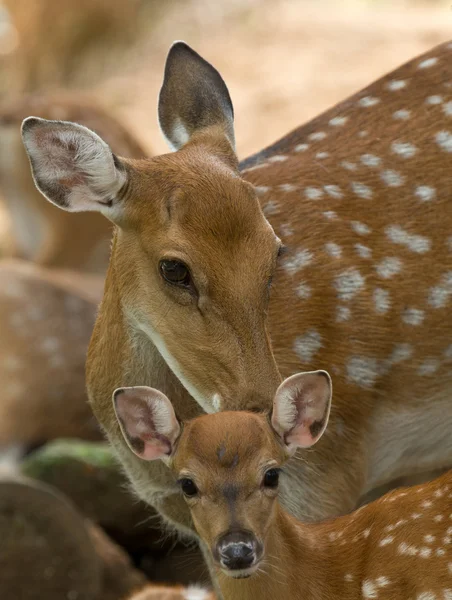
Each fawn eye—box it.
[263,468,280,489]
[159,259,192,288]
[179,478,198,497]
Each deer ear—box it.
[271,371,332,454]
[158,41,235,154]
[21,117,127,214]
[113,386,181,461]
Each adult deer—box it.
[20,41,452,533]
[0,92,146,272]
[0,259,103,454]
[113,375,452,600]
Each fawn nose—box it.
[217,531,258,571]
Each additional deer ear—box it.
[113,386,181,461]
[158,41,235,153]
[21,117,127,214]
[271,371,332,454]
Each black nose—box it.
[217,531,257,570]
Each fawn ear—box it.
[113,386,181,461]
[158,41,236,155]
[21,117,127,214]
[271,371,332,454]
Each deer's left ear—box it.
[271,371,332,454]
[113,386,181,461]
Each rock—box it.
[0,475,102,600]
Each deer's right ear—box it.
[158,41,236,155]
[113,386,181,461]
[271,371,332,454]
[21,117,127,215]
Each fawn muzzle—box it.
[215,530,263,576]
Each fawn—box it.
[20,40,452,536]
[114,373,452,600]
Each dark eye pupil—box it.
[180,478,198,497]
[263,469,279,488]
[160,260,190,286]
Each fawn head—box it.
[113,371,332,578]
[20,42,281,414]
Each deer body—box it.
[21,41,452,533]
[113,375,452,600]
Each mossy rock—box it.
[21,439,167,553]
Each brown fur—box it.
[171,410,452,600]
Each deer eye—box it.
[159,259,192,288]
[179,478,198,497]
[263,468,280,489]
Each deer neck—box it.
[216,505,327,600]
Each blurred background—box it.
[0,0,451,598]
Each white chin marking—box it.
[221,564,260,579]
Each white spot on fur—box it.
[426,95,443,105]
[436,548,446,556]
[329,116,348,126]
[436,131,452,152]
[415,186,436,202]
[283,249,313,275]
[359,96,380,107]
[361,154,381,167]
[402,307,424,326]
[381,169,405,187]
[304,187,323,200]
[254,185,271,196]
[418,57,438,69]
[385,225,430,254]
[323,211,338,220]
[280,223,294,237]
[421,500,433,509]
[424,535,435,543]
[351,181,373,199]
[334,268,365,301]
[293,330,323,363]
[358,130,368,137]
[391,141,417,158]
[376,257,402,279]
[379,536,394,546]
[296,281,312,299]
[387,79,407,91]
[336,306,351,322]
[340,160,357,171]
[390,343,413,364]
[309,131,327,141]
[443,101,452,116]
[419,547,432,558]
[417,594,436,600]
[263,201,279,216]
[324,184,343,198]
[434,515,444,522]
[279,183,297,192]
[355,244,372,259]
[428,285,450,309]
[373,288,390,314]
[399,542,418,556]
[41,337,60,353]
[344,574,354,582]
[393,109,411,120]
[316,151,329,159]
[268,155,288,163]
[347,356,379,389]
[325,242,342,258]
[362,581,378,599]
[351,221,371,235]
[294,143,309,152]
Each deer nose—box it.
[217,531,258,571]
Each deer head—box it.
[21,42,282,413]
[113,371,332,577]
